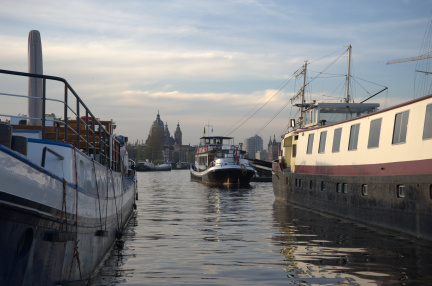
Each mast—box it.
[345,44,351,103]
[300,61,307,126]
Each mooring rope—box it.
[92,160,104,231]
[59,179,68,232]
[69,147,82,281]
[110,169,121,233]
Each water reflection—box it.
[88,213,138,286]
[272,201,432,285]
[90,171,432,285]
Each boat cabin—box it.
[195,136,242,171]
[301,102,380,128]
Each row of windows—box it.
[293,178,432,199]
[306,104,432,154]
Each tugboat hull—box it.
[191,165,255,186]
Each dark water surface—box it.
[89,170,432,285]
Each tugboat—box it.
[190,136,256,186]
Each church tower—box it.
[174,121,182,145]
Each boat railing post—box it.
[92,119,96,159]
[64,84,68,141]
[85,111,89,155]
[76,101,80,149]
[41,78,46,140]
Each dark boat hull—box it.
[191,167,255,186]
[0,183,136,286]
[272,166,432,242]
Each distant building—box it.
[174,122,182,145]
[244,135,263,158]
[144,111,194,163]
[267,135,280,162]
[255,150,268,161]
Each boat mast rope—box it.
[69,147,82,281]
[93,160,104,231]
[110,169,122,238]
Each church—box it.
[144,111,193,163]
[147,111,182,147]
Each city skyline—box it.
[1,1,431,145]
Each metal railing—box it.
[0,69,120,171]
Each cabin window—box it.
[343,183,348,194]
[429,185,432,199]
[91,168,96,188]
[292,144,297,158]
[397,184,405,198]
[392,110,409,144]
[320,181,325,191]
[336,183,342,193]
[423,104,432,139]
[309,180,314,190]
[306,134,314,154]
[362,184,368,196]
[368,118,382,148]
[348,124,360,150]
[318,131,327,154]
[332,128,342,153]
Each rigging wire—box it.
[223,78,291,136]
[224,77,293,136]
[254,100,291,135]
[414,9,432,98]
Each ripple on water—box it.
[89,170,432,285]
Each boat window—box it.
[423,104,432,139]
[91,167,96,188]
[430,185,432,199]
[397,185,405,198]
[336,183,342,193]
[310,180,314,189]
[392,110,409,144]
[79,160,84,187]
[292,144,297,158]
[343,183,348,194]
[332,128,342,153]
[368,118,382,148]
[362,184,368,196]
[348,123,360,150]
[318,131,327,154]
[306,133,314,154]
[320,181,325,191]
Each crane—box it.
[386,52,432,64]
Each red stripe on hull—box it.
[295,159,432,176]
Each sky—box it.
[1,0,432,146]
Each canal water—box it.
[89,170,432,285]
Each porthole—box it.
[362,184,368,196]
[397,185,405,198]
[17,228,33,258]
[343,183,348,194]
[321,181,325,191]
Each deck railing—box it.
[0,69,121,171]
